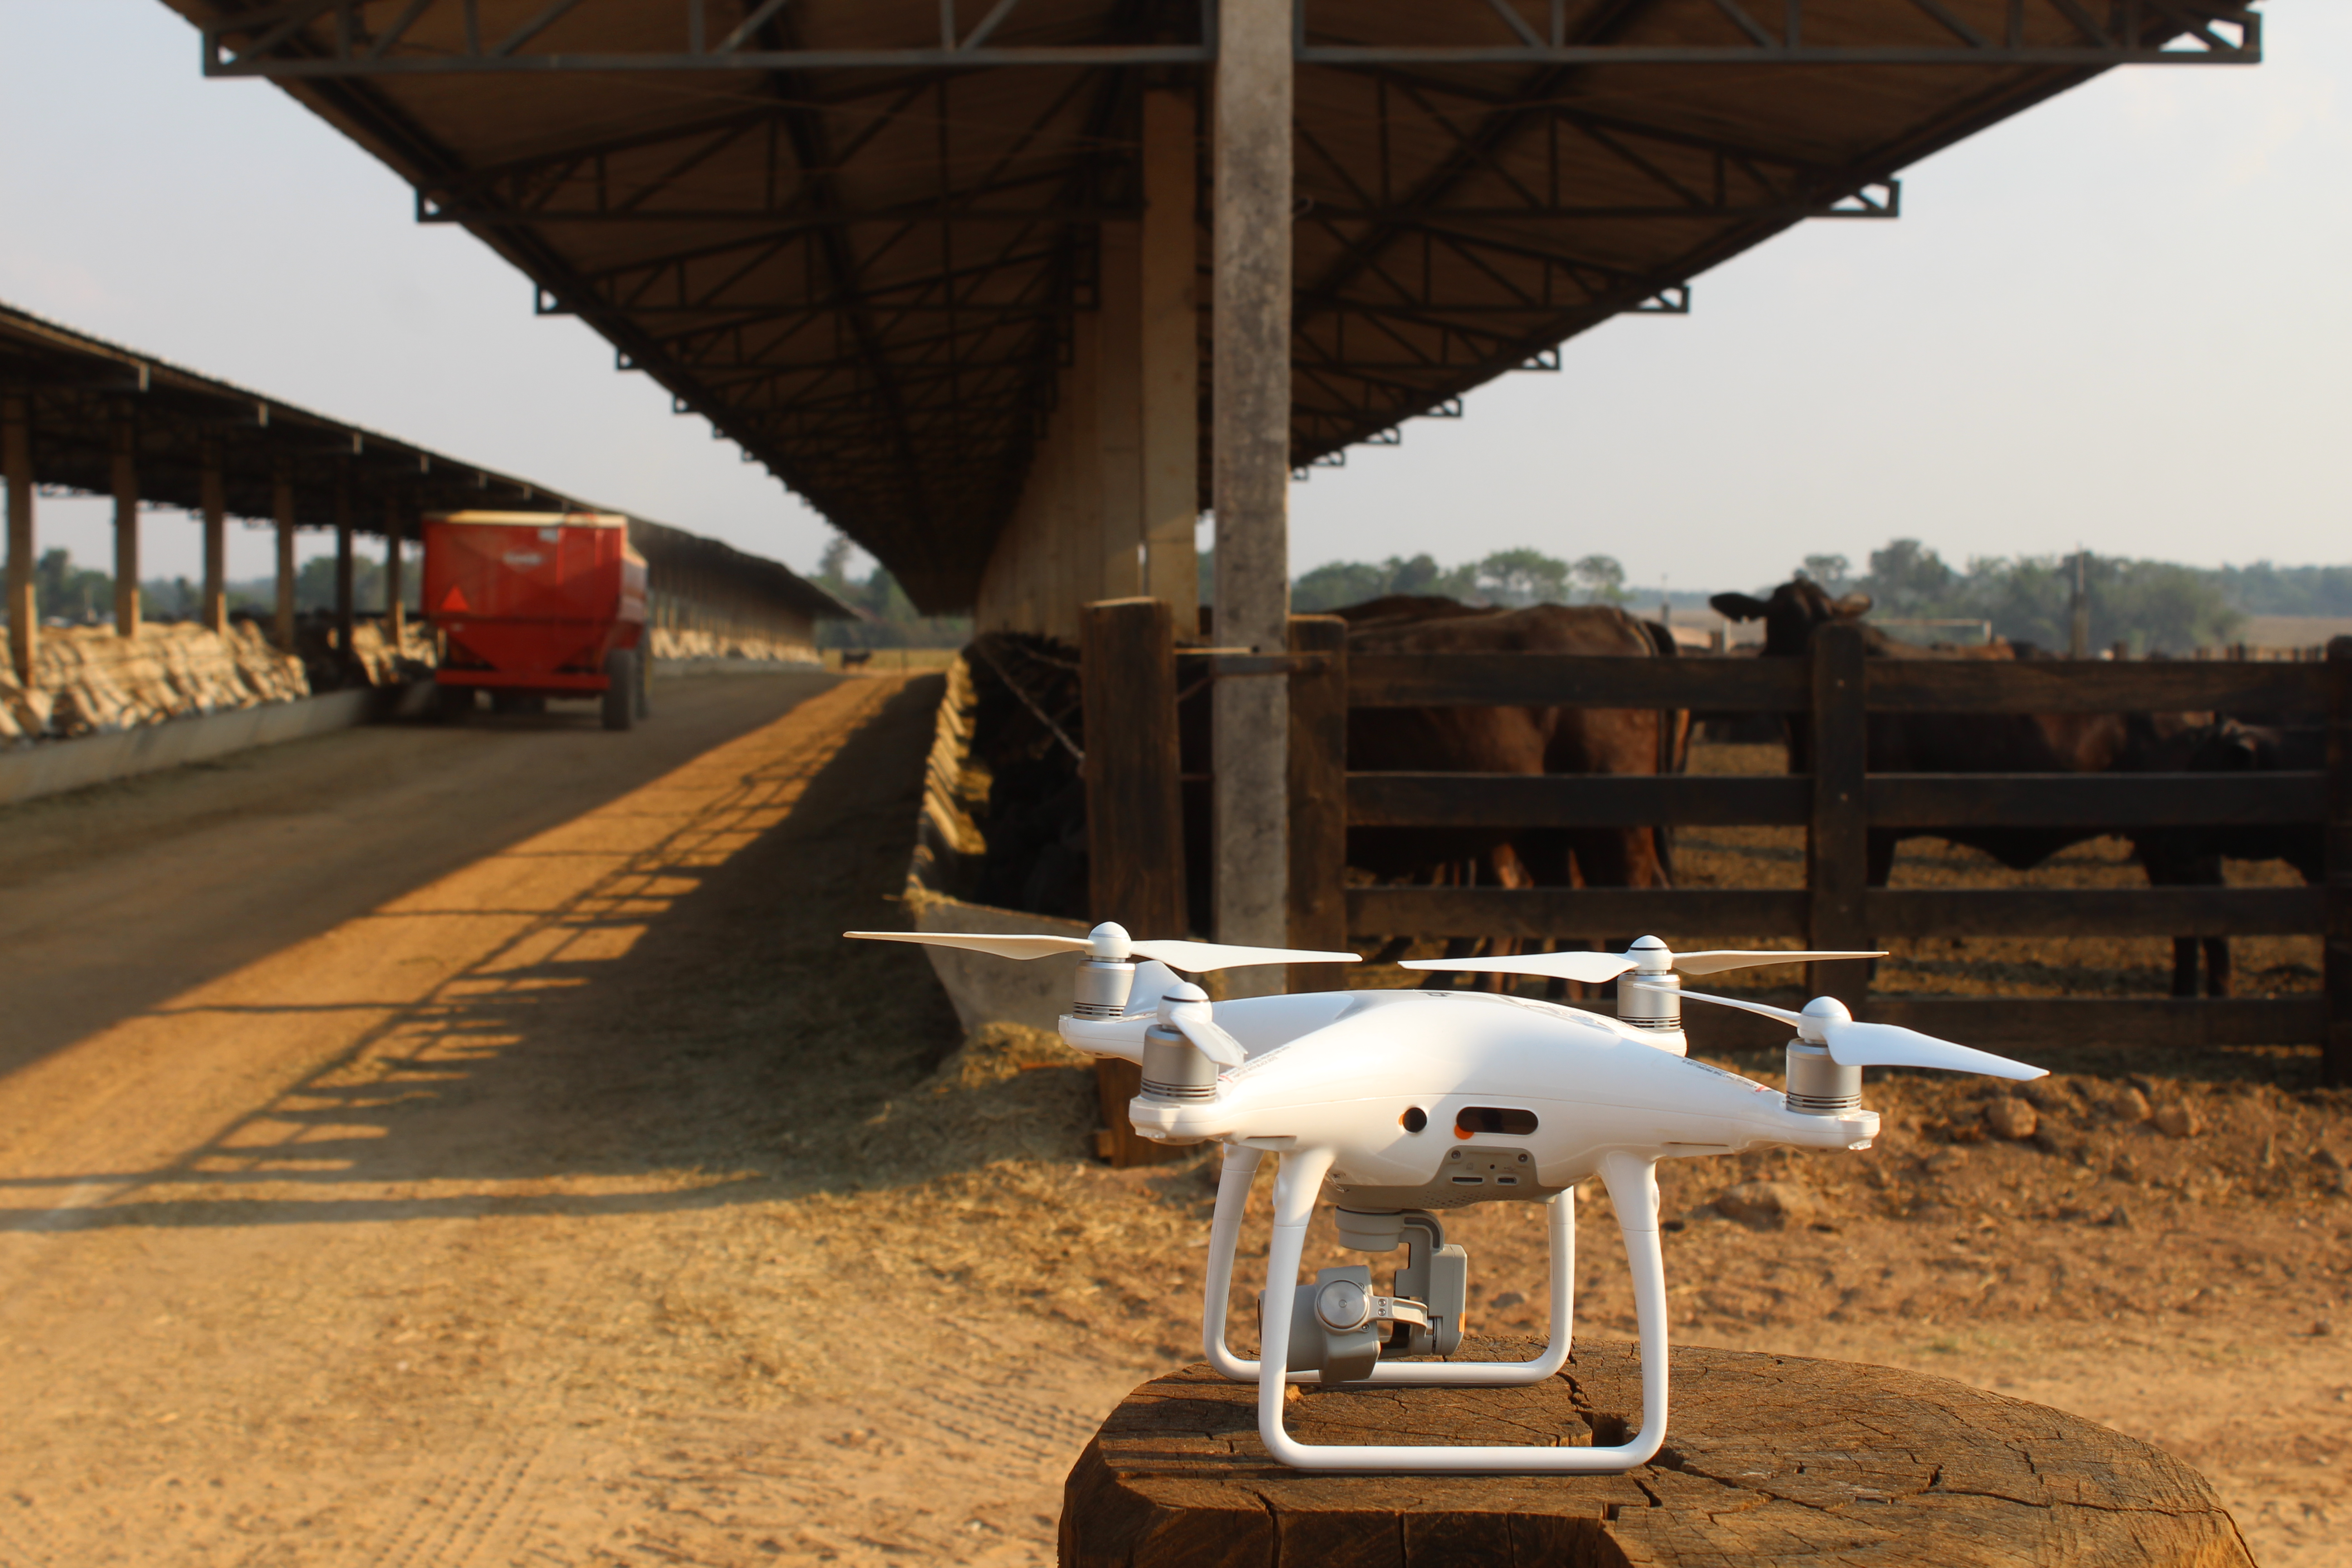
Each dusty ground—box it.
[0,690,2344,1566]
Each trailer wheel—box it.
[432,684,475,722]
[603,651,637,731]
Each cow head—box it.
[1710,579,1873,657]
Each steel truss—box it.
[180,0,2260,609]
[199,0,2256,75]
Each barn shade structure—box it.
[0,299,850,686]
[162,0,2255,963]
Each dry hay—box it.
[0,622,309,743]
[652,624,821,664]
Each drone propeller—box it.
[1398,937,1885,986]
[1160,983,1248,1068]
[844,921,1360,974]
[1660,985,2046,1081]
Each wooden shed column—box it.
[199,441,228,634]
[272,461,297,652]
[4,396,34,686]
[1210,0,1293,987]
[1098,220,1146,601]
[112,414,140,638]
[1140,86,1200,632]
[383,490,406,645]
[333,460,356,669]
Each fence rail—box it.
[1074,602,2349,1080]
[1349,653,2331,715]
[1314,619,2350,1079]
[1348,771,2328,829]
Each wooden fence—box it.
[1080,601,2350,1081]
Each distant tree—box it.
[33,549,111,623]
[1476,548,1572,607]
[1799,554,1851,592]
[1569,553,1628,606]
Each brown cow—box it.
[1711,579,2223,993]
[1341,599,1681,923]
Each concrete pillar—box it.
[1141,85,1201,633]
[200,442,228,635]
[333,460,356,670]
[4,396,34,686]
[273,461,297,653]
[1099,220,1146,600]
[112,416,140,638]
[1210,0,1293,983]
[383,490,406,645]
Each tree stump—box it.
[1061,1337,2252,1567]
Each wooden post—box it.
[199,442,228,634]
[2326,637,2352,1087]
[1210,0,1293,995]
[273,461,297,653]
[4,395,34,686]
[1808,620,1870,1006]
[1099,219,1146,601]
[1082,598,1187,937]
[1140,86,1199,632]
[1081,596,1189,1169]
[112,415,140,638]
[383,490,406,645]
[1287,614,1349,994]
[333,460,356,672]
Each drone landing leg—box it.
[1202,1143,1268,1381]
[1257,1152,1669,1473]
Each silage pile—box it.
[650,625,819,664]
[0,622,308,744]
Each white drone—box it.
[845,923,2044,1473]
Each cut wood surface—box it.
[1061,1337,2254,1568]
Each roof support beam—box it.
[1212,0,1293,985]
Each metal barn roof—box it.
[163,0,2257,611]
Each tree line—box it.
[1273,538,2342,656]
[12,534,2346,657]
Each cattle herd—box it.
[957,578,2318,1000]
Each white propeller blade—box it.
[1398,951,1634,984]
[1814,1019,2046,1081]
[1129,938,1361,973]
[844,930,1088,961]
[1669,949,1887,975]
[1162,985,1248,1068]
[843,929,1358,973]
[1398,945,1882,984]
[1664,986,2046,1081]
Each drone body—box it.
[846,923,2043,1473]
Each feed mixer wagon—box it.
[422,511,649,730]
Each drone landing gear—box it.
[1214,1145,1671,1474]
[1201,1144,1572,1389]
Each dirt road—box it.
[1,676,2345,1566]
[0,673,1165,1566]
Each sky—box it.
[1,1,2343,596]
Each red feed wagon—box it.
[421,510,649,730]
